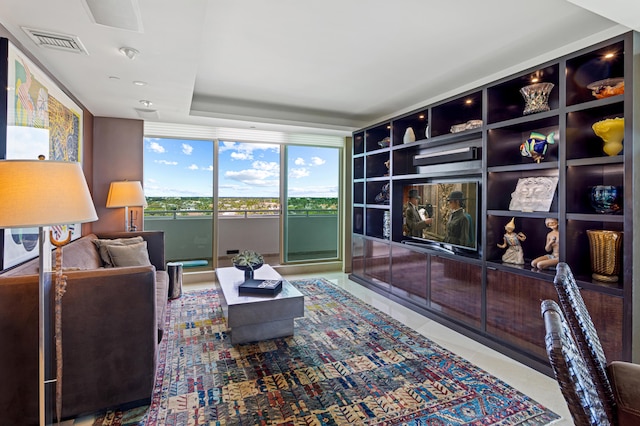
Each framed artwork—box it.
[1,39,83,269]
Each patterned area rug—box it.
[93,278,559,425]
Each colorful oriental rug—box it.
[93,278,560,425]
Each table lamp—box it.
[0,160,98,425]
[106,180,147,231]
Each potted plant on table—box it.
[232,250,264,280]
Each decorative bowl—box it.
[587,78,624,99]
[520,82,554,115]
[589,185,621,214]
[378,137,391,148]
[450,123,467,133]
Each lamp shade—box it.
[0,160,98,228]
[106,180,147,208]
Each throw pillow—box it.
[105,241,151,267]
[93,236,144,267]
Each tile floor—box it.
[69,271,571,425]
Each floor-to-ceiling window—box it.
[284,145,340,262]
[143,137,214,267]
[217,141,281,265]
[143,125,343,268]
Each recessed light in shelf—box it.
[133,80,147,86]
[139,100,153,107]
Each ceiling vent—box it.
[82,0,143,32]
[22,27,89,54]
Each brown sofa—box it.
[0,231,168,424]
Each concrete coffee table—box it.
[215,264,304,344]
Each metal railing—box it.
[144,208,337,219]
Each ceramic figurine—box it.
[531,217,559,270]
[520,131,555,163]
[497,217,526,264]
[403,127,416,144]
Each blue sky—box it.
[143,138,339,198]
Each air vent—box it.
[22,27,89,54]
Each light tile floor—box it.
[69,271,571,425]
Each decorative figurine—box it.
[497,217,526,264]
[531,217,559,270]
[520,131,555,163]
[403,127,416,144]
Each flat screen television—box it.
[401,181,479,252]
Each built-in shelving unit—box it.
[350,32,638,373]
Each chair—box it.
[553,262,616,424]
[541,299,611,426]
[552,262,640,425]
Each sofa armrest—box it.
[60,266,158,418]
[96,231,165,271]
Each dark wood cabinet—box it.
[350,31,639,372]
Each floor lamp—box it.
[0,160,98,425]
[106,180,147,231]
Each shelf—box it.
[431,90,482,138]
[392,108,429,146]
[364,123,391,152]
[487,64,560,125]
[351,32,635,368]
[567,213,623,222]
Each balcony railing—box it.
[144,209,339,265]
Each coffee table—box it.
[215,264,304,344]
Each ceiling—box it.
[1,0,637,137]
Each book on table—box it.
[238,279,283,295]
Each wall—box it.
[91,117,144,233]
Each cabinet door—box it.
[364,239,390,288]
[486,269,557,359]
[430,257,481,328]
[391,245,428,303]
[351,235,364,278]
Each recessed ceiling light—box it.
[119,46,139,60]
[108,76,120,80]
[604,52,615,59]
[139,100,152,107]
[465,99,473,105]
[133,80,147,86]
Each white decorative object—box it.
[509,176,559,212]
[403,127,416,144]
[425,125,430,139]
[383,211,391,240]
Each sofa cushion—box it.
[93,236,144,267]
[106,241,152,267]
[60,233,102,270]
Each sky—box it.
[143,137,339,198]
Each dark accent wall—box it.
[92,117,144,233]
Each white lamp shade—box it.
[0,160,98,228]
[106,180,147,208]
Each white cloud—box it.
[231,151,253,160]
[287,185,338,197]
[182,143,193,155]
[188,164,199,170]
[148,141,165,153]
[294,157,305,166]
[289,168,309,178]
[310,156,325,166]
[155,160,177,166]
[225,168,278,187]
[204,165,214,171]
[252,161,279,173]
